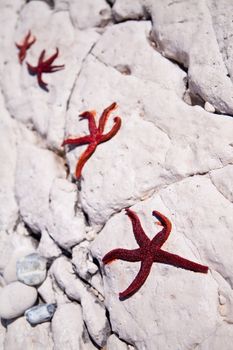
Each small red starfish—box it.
[15,30,36,64]
[102,209,208,300]
[26,48,65,90]
[62,102,122,180]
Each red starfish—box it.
[62,102,122,180]
[15,30,36,64]
[102,209,208,300]
[26,48,65,90]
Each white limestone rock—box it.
[106,334,128,350]
[146,0,233,114]
[0,93,18,232]
[210,164,233,203]
[69,0,112,29]
[0,282,37,319]
[52,303,96,350]
[112,0,147,22]
[15,143,86,249]
[92,21,186,97]
[51,257,111,347]
[38,273,70,305]
[1,1,100,148]
[4,316,53,350]
[65,54,232,226]
[47,179,86,249]
[37,230,62,259]
[204,101,216,113]
[91,175,231,349]
[3,247,35,284]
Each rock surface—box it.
[25,303,56,325]
[17,253,47,286]
[0,0,233,349]
[0,282,37,319]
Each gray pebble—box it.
[25,303,57,325]
[16,253,47,286]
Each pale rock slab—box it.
[92,21,186,97]
[1,1,100,148]
[69,0,112,30]
[145,0,233,114]
[65,54,232,226]
[0,282,37,319]
[3,246,35,284]
[72,242,104,296]
[0,93,18,232]
[47,178,86,249]
[52,303,96,350]
[210,164,233,203]
[38,273,70,305]
[37,230,62,259]
[91,177,226,349]
[4,316,53,350]
[106,334,128,350]
[112,0,147,22]
[51,256,111,347]
[198,324,233,350]
[15,143,86,249]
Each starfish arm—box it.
[26,62,38,75]
[155,249,208,273]
[38,50,46,66]
[151,211,172,248]
[28,36,36,48]
[37,71,48,89]
[102,248,142,264]
[44,47,59,66]
[100,117,122,143]
[98,102,117,134]
[47,64,65,72]
[15,42,22,49]
[125,208,150,247]
[75,142,97,179]
[119,258,153,300]
[62,135,91,147]
[79,111,97,134]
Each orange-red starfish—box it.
[15,31,36,64]
[26,48,65,90]
[62,102,121,180]
[102,209,208,300]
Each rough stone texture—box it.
[52,303,96,350]
[17,253,47,286]
[4,316,53,350]
[0,0,233,349]
[25,303,56,325]
[106,334,128,350]
[0,282,37,319]
[51,257,111,347]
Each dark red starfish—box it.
[102,209,208,300]
[62,102,122,180]
[15,31,36,64]
[26,48,65,90]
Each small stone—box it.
[3,247,35,284]
[204,101,216,113]
[0,282,37,319]
[106,334,128,350]
[25,304,56,325]
[16,253,47,286]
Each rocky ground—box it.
[0,0,233,349]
